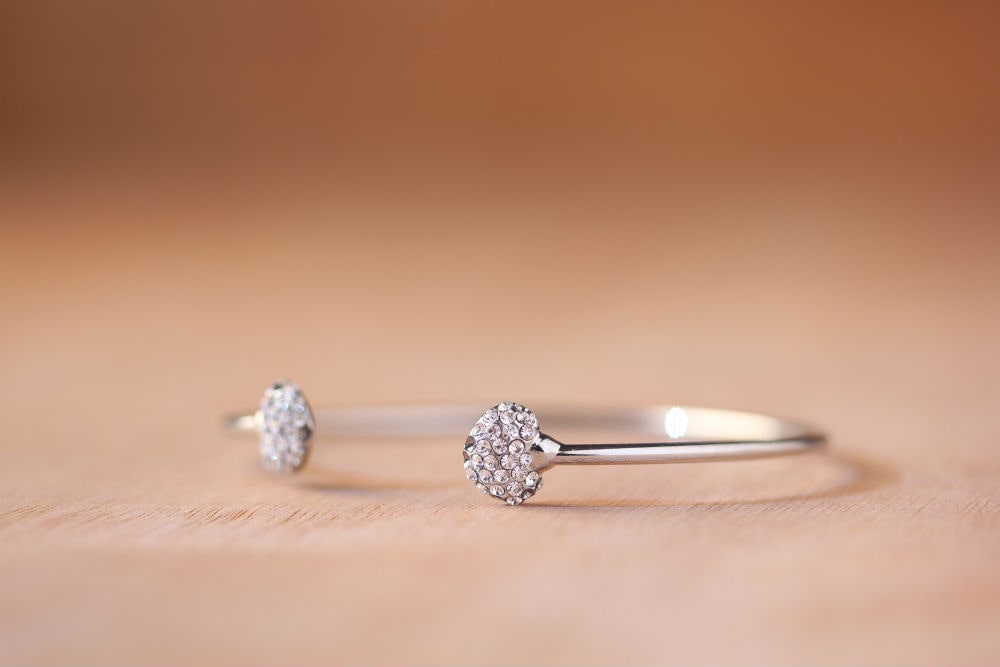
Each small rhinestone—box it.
[499,406,516,425]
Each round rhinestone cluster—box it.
[463,402,543,505]
[258,381,314,472]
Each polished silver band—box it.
[229,381,826,504]
[226,403,824,465]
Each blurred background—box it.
[1,1,999,665]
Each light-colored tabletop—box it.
[1,2,999,664]
[2,162,998,665]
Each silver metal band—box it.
[230,381,827,504]
[226,404,825,466]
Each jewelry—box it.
[227,381,316,472]
[227,381,826,504]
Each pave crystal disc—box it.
[258,381,314,472]
[464,403,542,505]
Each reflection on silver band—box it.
[226,403,824,465]
[228,380,827,504]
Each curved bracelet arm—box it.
[548,405,823,464]
[540,432,823,466]
[227,404,825,465]
[226,405,489,436]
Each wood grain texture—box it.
[1,2,999,663]
[1,160,998,666]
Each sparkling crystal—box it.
[499,405,516,424]
[465,403,543,504]
[480,408,498,426]
[261,435,307,472]
[258,381,314,472]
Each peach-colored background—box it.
[1,2,999,665]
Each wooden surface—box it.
[2,2,1000,664]
[1,164,999,665]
